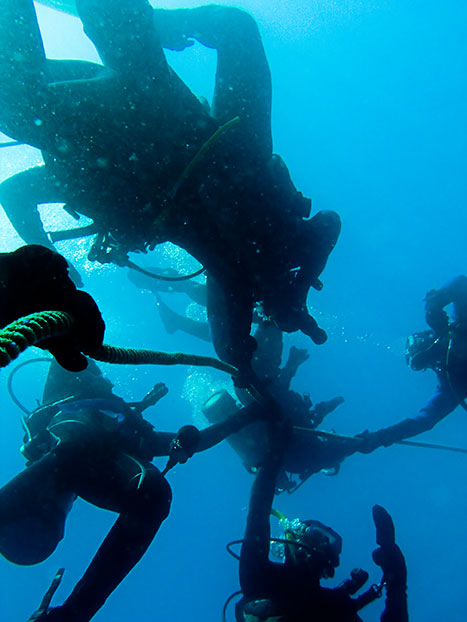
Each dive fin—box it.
[28,568,65,621]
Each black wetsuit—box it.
[204,321,349,490]
[0,363,259,622]
[359,275,467,452]
[237,436,408,622]
[0,1,340,377]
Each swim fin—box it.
[28,568,64,621]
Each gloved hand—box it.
[372,505,407,593]
[153,9,195,51]
[162,425,201,475]
[354,429,386,454]
[40,289,105,372]
[0,245,105,372]
[299,313,327,345]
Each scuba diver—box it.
[0,0,340,385]
[357,275,467,453]
[234,417,409,621]
[0,244,104,372]
[203,319,346,491]
[0,358,264,622]
[203,388,355,493]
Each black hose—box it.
[222,590,242,622]
[125,259,205,282]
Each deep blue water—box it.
[0,1,466,620]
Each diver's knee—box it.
[213,6,260,42]
[0,177,21,204]
[137,468,172,522]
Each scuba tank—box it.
[202,390,240,423]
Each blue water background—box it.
[0,1,466,620]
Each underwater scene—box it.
[0,1,466,621]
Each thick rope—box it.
[89,344,237,375]
[0,311,73,367]
[0,311,238,376]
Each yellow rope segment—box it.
[0,311,238,376]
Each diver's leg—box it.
[155,6,272,159]
[0,166,62,248]
[0,0,46,87]
[76,0,170,82]
[0,0,51,147]
[57,454,172,621]
[0,1,125,153]
[206,273,257,384]
[0,454,74,565]
[156,294,211,342]
[209,7,272,158]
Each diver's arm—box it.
[425,275,467,333]
[372,506,408,622]
[240,418,288,593]
[144,403,260,457]
[76,0,170,82]
[357,376,458,452]
[0,167,57,249]
[196,403,260,452]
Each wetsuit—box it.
[0,245,104,371]
[236,425,408,622]
[0,1,340,378]
[360,275,467,451]
[0,363,259,622]
[204,322,349,491]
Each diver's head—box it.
[283,518,342,579]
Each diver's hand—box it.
[299,313,328,345]
[372,505,407,592]
[162,425,201,475]
[42,289,105,372]
[153,9,195,51]
[171,425,201,463]
[354,430,384,454]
